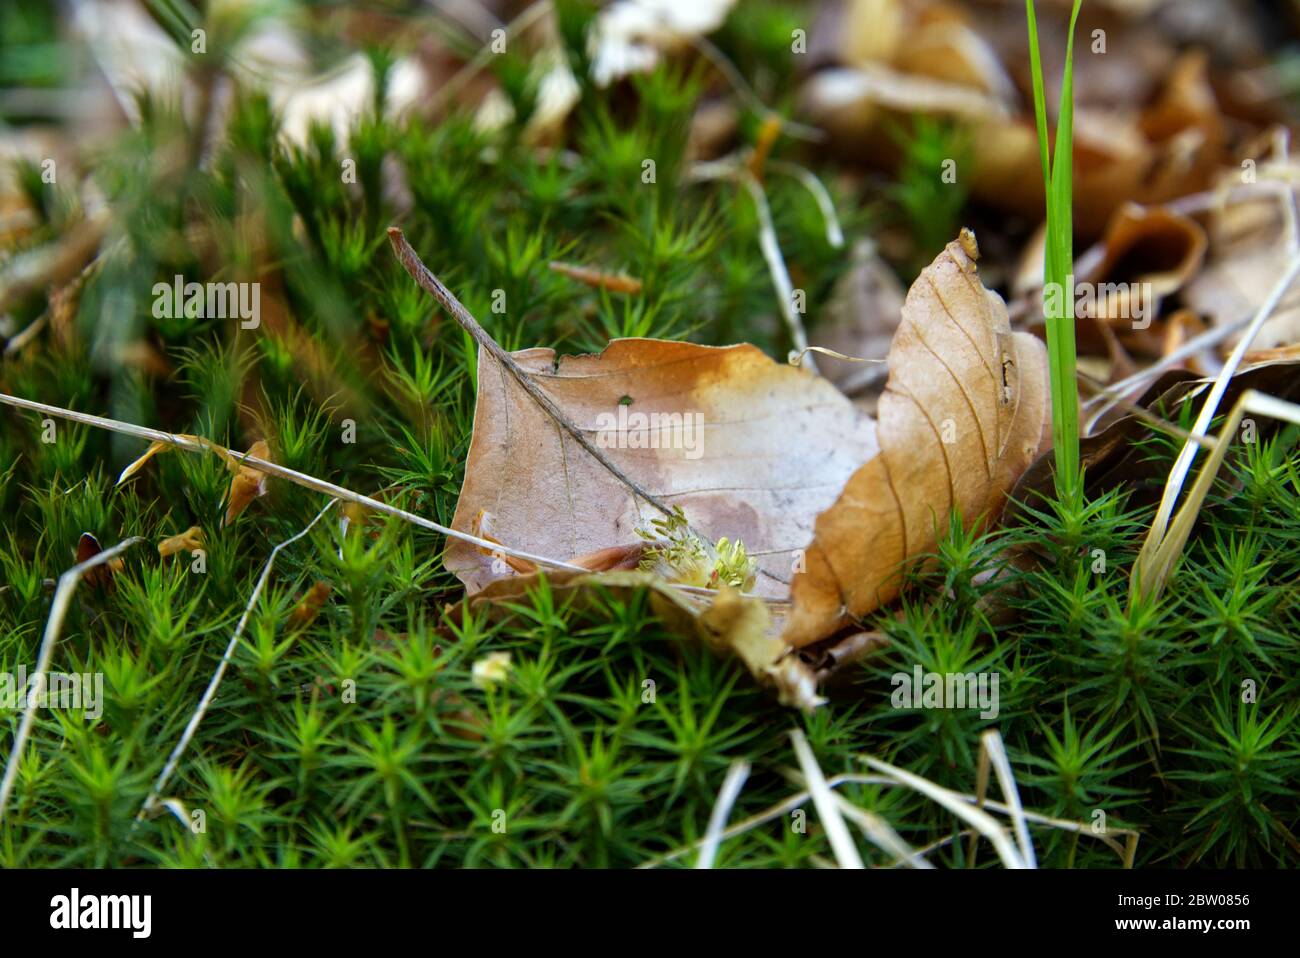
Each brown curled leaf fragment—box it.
[158,526,204,558]
[224,440,270,526]
[548,262,644,295]
[289,581,332,630]
[117,440,171,486]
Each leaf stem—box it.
[386,226,679,519]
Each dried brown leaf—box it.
[445,339,877,598]
[783,233,1050,646]
[1076,203,1207,326]
[440,232,1048,680]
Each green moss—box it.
[1,3,1297,870]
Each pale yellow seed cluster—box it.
[636,506,757,591]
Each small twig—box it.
[548,261,643,294]
[0,536,145,830]
[387,227,679,518]
[3,314,47,357]
[696,759,751,868]
[135,503,336,824]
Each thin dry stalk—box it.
[387,227,680,518]
[766,160,845,248]
[788,345,885,368]
[968,733,991,866]
[696,759,751,868]
[789,729,863,869]
[830,793,932,868]
[641,767,1136,869]
[0,536,146,829]
[1145,249,1300,551]
[136,501,337,823]
[981,730,1036,868]
[688,159,817,372]
[859,755,1027,868]
[1133,389,1300,601]
[1134,238,1300,601]
[0,391,586,574]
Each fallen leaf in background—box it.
[801,66,1009,149]
[892,4,1018,104]
[1139,51,1229,203]
[784,232,1050,647]
[1183,195,1300,352]
[801,0,1276,237]
[1243,342,1300,364]
[1018,202,1207,352]
[1075,203,1207,327]
[809,239,905,404]
[1159,310,1216,374]
[1011,359,1300,514]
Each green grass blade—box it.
[1027,0,1083,495]
[1024,1,1053,227]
